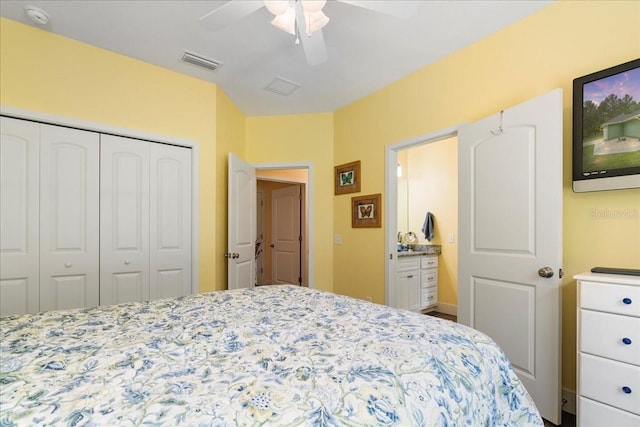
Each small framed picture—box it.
[352,193,382,228]
[334,160,361,195]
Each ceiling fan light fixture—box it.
[271,7,296,35]
[264,0,289,16]
[304,10,329,34]
[301,0,326,13]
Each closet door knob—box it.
[64,261,72,268]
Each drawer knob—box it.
[621,386,632,394]
[622,297,632,305]
[622,337,632,345]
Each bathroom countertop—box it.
[397,245,441,257]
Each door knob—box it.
[538,267,554,278]
[232,253,240,259]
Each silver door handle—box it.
[538,267,554,278]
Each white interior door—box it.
[0,117,40,315]
[39,124,100,311]
[100,134,150,305]
[150,143,192,299]
[458,89,563,424]
[271,184,301,285]
[227,153,256,290]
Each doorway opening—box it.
[256,168,309,287]
[384,125,460,310]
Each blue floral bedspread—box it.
[0,285,542,426]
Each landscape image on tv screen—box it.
[581,67,640,176]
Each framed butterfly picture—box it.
[334,160,361,195]
[352,193,382,228]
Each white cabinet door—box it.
[39,124,99,311]
[100,134,150,305]
[407,272,421,311]
[394,271,420,311]
[0,117,40,315]
[149,143,191,299]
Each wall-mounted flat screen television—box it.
[572,58,640,192]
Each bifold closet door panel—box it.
[39,124,100,311]
[150,143,192,299]
[0,117,40,315]
[100,134,150,305]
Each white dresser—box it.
[575,272,640,427]
[394,254,438,312]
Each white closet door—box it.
[100,134,150,305]
[39,124,100,311]
[0,117,40,315]
[149,143,192,299]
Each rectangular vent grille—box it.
[181,51,222,72]
[264,77,301,96]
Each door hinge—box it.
[298,235,302,242]
[559,268,564,279]
[298,276,302,285]
[390,253,393,260]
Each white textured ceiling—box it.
[0,0,554,116]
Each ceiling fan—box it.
[199,0,418,66]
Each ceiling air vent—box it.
[181,51,222,72]
[264,77,301,96]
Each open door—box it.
[227,153,256,290]
[458,89,563,424]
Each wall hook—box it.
[491,110,504,136]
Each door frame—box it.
[254,162,314,289]
[1,105,200,294]
[384,124,462,305]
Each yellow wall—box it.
[246,114,334,292]
[405,137,458,306]
[0,18,228,293]
[334,0,640,393]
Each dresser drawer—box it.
[580,309,640,366]
[422,288,437,309]
[421,268,437,288]
[421,256,438,269]
[580,280,640,317]
[397,257,421,272]
[579,396,640,427]
[579,353,640,415]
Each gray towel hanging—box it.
[422,212,434,242]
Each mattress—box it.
[0,285,543,426]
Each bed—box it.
[1,285,542,426]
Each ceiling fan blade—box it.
[299,29,329,66]
[200,0,264,31]
[295,4,328,66]
[336,0,419,19]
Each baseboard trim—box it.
[435,302,457,316]
[562,388,576,415]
